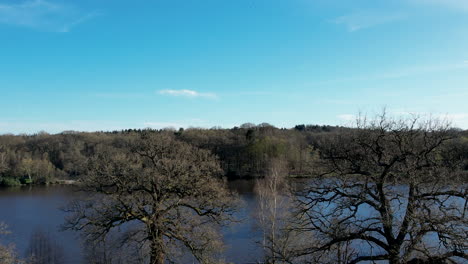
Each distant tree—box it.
[240,123,256,129]
[293,113,468,263]
[258,123,275,128]
[294,125,305,131]
[18,158,56,184]
[64,133,238,264]
[247,137,288,176]
[18,158,34,183]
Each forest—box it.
[0,123,358,186]
[1,122,468,187]
[1,116,468,264]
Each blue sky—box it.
[1,0,468,133]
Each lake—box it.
[0,180,264,264]
[2,180,462,263]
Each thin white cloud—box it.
[333,10,406,32]
[309,61,468,86]
[337,114,356,121]
[0,0,99,32]
[158,89,217,99]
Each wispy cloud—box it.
[309,61,468,86]
[0,0,99,32]
[158,89,217,99]
[337,114,356,121]
[333,10,406,32]
[409,0,468,12]
[332,1,468,32]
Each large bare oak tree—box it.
[64,132,238,264]
[293,114,467,264]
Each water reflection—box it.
[0,182,264,264]
[27,228,65,264]
[82,233,147,264]
[0,185,83,264]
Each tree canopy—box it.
[292,114,467,264]
[63,133,238,264]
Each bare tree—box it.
[293,113,467,264]
[255,158,288,262]
[63,133,238,264]
[255,158,311,264]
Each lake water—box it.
[0,181,464,263]
[0,181,264,264]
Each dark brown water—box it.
[0,181,262,264]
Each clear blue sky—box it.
[1,0,468,133]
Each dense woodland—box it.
[0,124,344,186]
[1,123,468,186]
[1,116,468,263]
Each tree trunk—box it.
[150,240,165,264]
[388,248,401,264]
[389,256,400,264]
[149,228,165,264]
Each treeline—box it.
[1,123,467,186]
